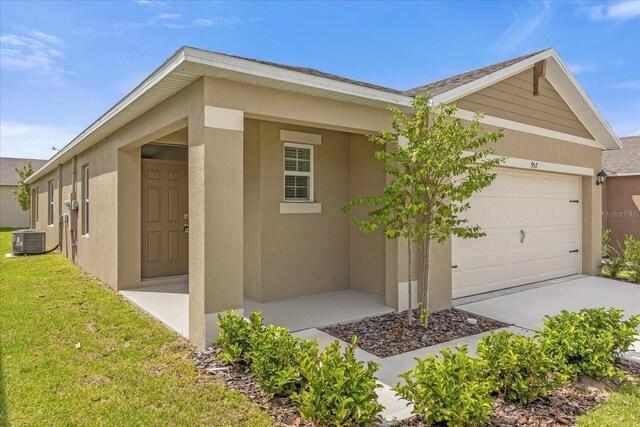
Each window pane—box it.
[284,159,297,171]
[297,159,310,172]
[298,148,311,161]
[296,187,308,199]
[284,186,296,199]
[284,147,298,159]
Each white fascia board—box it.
[27,49,188,183]
[183,47,414,108]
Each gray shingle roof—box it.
[203,48,550,98]
[0,157,48,185]
[404,49,549,97]
[602,136,640,174]
[199,49,408,96]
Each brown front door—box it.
[141,159,189,278]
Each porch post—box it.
[188,106,245,349]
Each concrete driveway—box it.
[457,275,640,361]
[456,275,640,331]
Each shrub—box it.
[537,308,640,379]
[248,324,309,396]
[216,311,263,363]
[394,346,493,427]
[477,331,567,404]
[602,228,611,258]
[606,254,627,279]
[294,337,383,426]
[623,234,640,284]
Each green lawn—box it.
[578,379,640,426]
[0,229,274,426]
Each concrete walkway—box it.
[292,275,640,423]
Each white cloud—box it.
[491,1,552,53]
[0,121,81,160]
[580,1,640,20]
[155,13,181,20]
[28,29,63,45]
[610,80,640,90]
[567,63,594,74]
[0,29,66,84]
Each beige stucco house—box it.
[1,157,46,228]
[603,135,640,244]
[26,47,621,349]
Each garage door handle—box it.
[520,230,526,243]
[452,265,458,269]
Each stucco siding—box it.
[0,185,30,228]
[349,134,386,296]
[603,176,640,244]
[458,69,593,139]
[259,120,352,301]
[243,118,262,300]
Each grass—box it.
[0,229,274,426]
[578,379,640,426]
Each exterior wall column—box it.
[582,175,602,275]
[188,105,245,349]
[117,147,142,290]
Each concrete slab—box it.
[456,276,640,331]
[121,283,189,338]
[457,276,640,360]
[245,289,394,332]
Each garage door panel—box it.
[453,168,581,299]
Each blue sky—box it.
[1,0,639,160]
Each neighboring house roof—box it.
[0,157,47,186]
[26,47,622,184]
[602,135,640,176]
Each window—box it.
[82,165,89,235]
[47,181,55,225]
[284,143,313,202]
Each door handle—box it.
[520,230,526,243]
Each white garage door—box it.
[452,168,581,299]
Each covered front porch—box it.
[120,283,394,341]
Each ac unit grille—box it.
[12,230,46,254]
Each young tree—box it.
[13,162,35,211]
[343,95,505,327]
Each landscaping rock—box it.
[321,308,508,358]
[192,347,313,427]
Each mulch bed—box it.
[320,308,509,358]
[192,347,312,427]
[398,361,640,427]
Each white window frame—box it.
[47,180,54,225]
[82,165,90,235]
[283,142,314,202]
[34,186,39,223]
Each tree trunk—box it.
[407,237,413,326]
[421,236,431,327]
